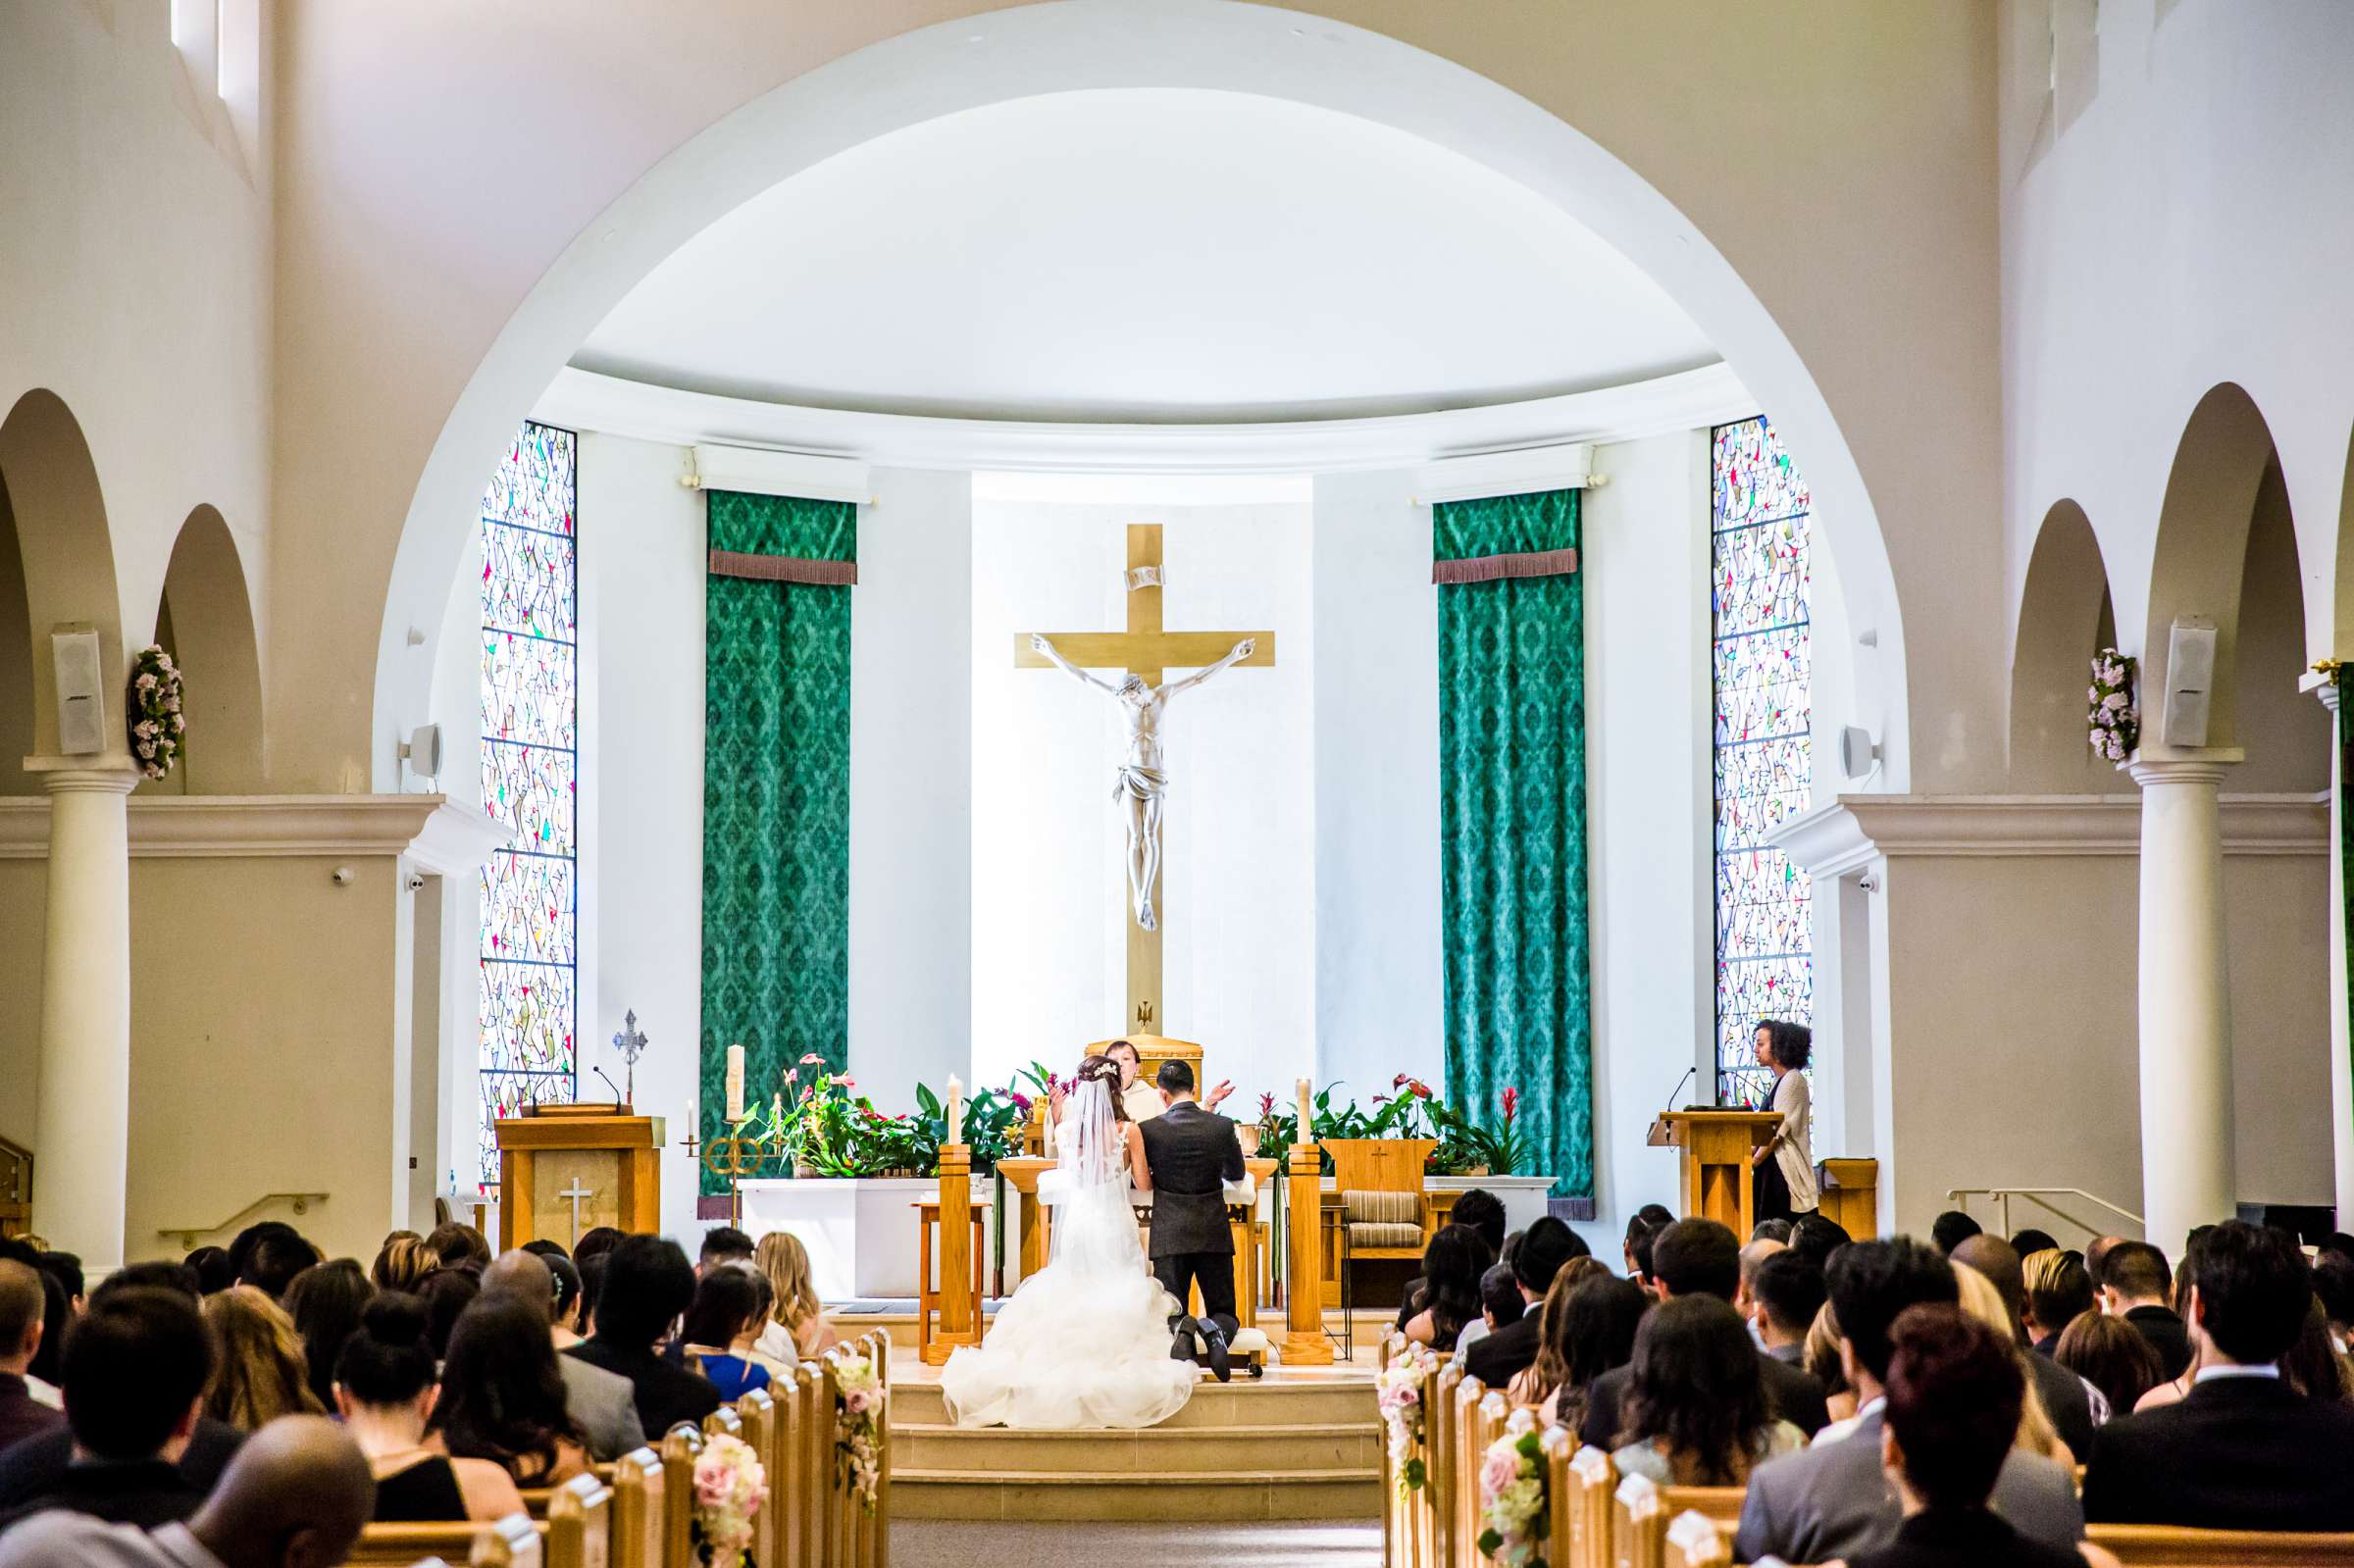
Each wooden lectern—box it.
[1650,1110,1784,1238]
[495,1103,662,1251]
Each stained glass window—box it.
[1712,416,1813,1107]
[477,421,579,1186]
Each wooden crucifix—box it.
[1016,524,1276,1035]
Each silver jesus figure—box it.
[1030,632,1256,932]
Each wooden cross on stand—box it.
[556,1176,594,1247]
[1015,524,1276,1035]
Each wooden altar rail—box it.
[1375,1332,2354,1568]
[345,1328,894,1568]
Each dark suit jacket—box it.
[2026,1348,2096,1463]
[567,1337,720,1440]
[1461,1314,1543,1390]
[0,1417,241,1515]
[2124,1303,2194,1381]
[2084,1372,2354,1531]
[1846,1506,2087,1568]
[1580,1345,1830,1447]
[0,1376,62,1458]
[0,1457,205,1531]
[1138,1101,1244,1258]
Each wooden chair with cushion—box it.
[2088,1526,2354,1566]
[1326,1137,1436,1354]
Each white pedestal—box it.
[740,1176,990,1301]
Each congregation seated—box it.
[518,1240,588,1348]
[230,1221,322,1301]
[2022,1247,2095,1358]
[2008,1228,2061,1262]
[1803,1298,1858,1429]
[201,1286,326,1431]
[1395,1189,1508,1334]
[754,1231,840,1361]
[284,1258,373,1411]
[1946,1259,2074,1465]
[1787,1212,1853,1271]
[698,1225,756,1277]
[437,1292,591,1488]
[2053,1310,2165,1420]
[1927,1210,1981,1256]
[677,1265,777,1402]
[370,1233,437,1294]
[1731,1238,2084,1566]
[1524,1271,1643,1429]
[2313,1250,2354,1351]
[2084,1219,2354,1531]
[483,1248,645,1460]
[423,1221,494,1274]
[0,1286,217,1530]
[1505,1256,1605,1405]
[566,1234,721,1436]
[0,1267,245,1519]
[1950,1235,2097,1459]
[1749,1247,1826,1371]
[1400,1225,1489,1350]
[1842,1305,2120,1568]
[0,1415,374,1568]
[418,1266,482,1359]
[333,1292,524,1523]
[2096,1239,2193,1381]
[0,1264,60,1456]
[181,1246,233,1296]
[1578,1218,1829,1447]
[1462,1217,1585,1390]
[1457,1261,1526,1356]
[1621,1202,1674,1290]
[1609,1294,1804,1486]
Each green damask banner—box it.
[1435,489,1594,1198]
[700,490,855,1193]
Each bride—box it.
[938,1055,1197,1428]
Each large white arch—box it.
[373,0,1909,789]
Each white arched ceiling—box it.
[375,0,1908,790]
[576,89,1718,425]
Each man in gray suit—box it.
[483,1249,646,1460]
[1136,1059,1246,1381]
[1732,1238,2084,1566]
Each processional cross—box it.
[1017,524,1275,1034]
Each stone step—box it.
[894,1418,1383,1473]
[890,1376,1376,1429]
[890,1465,1383,1522]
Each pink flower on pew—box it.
[1479,1445,1519,1497]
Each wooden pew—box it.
[1451,1376,1485,1568]
[340,1511,541,1568]
[1613,1471,1667,1568]
[659,1423,704,1568]
[1427,1358,1463,1568]
[784,1362,828,1568]
[1663,1509,1730,1568]
[1545,1435,1614,1568]
[469,1517,542,1568]
[2089,1525,2354,1566]
[606,1447,663,1568]
[540,1474,611,1568]
[731,1386,780,1568]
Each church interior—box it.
[5,2,2354,1565]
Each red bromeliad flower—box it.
[1257,1091,1276,1120]
[1500,1087,1519,1121]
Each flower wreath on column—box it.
[2089,647,2139,763]
[127,645,185,780]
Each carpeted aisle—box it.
[891,1519,1382,1567]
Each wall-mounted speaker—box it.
[1839,726,1880,781]
[400,723,443,782]
[50,629,105,756]
[2161,619,2218,748]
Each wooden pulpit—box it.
[1650,1109,1784,1239]
[495,1102,662,1251]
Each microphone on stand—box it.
[593,1066,627,1107]
[1648,1064,1700,1149]
[1661,1064,1699,1114]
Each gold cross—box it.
[1015,524,1275,1034]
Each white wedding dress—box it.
[938,1080,1197,1429]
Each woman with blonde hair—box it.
[1952,1261,2071,1464]
[202,1285,326,1430]
[371,1235,435,1294]
[755,1230,840,1360]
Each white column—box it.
[26,760,138,1270]
[2319,681,2354,1227]
[2129,756,2237,1257]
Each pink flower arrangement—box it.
[1475,1408,1547,1568]
[833,1352,885,1511]
[1375,1340,1439,1493]
[691,1431,767,1567]
[126,646,184,782]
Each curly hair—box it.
[1618,1295,1772,1486]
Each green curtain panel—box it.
[1435,488,1594,1198]
[700,490,855,1192]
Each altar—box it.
[741,1175,991,1300]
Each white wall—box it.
[1310,472,1443,1100]
[970,487,1316,1103]
[1583,432,1714,1248]
[847,469,973,1111]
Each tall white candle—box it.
[725,1044,745,1122]
[1296,1076,1313,1135]
[946,1074,964,1145]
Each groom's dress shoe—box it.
[1199,1319,1232,1383]
[1170,1319,1201,1364]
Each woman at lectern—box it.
[1749,1020,1818,1225]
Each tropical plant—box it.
[1427,1087,1528,1176]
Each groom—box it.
[1137,1058,1247,1381]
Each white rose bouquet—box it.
[2088,647,2139,763]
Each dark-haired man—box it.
[566,1235,719,1437]
[0,1288,216,1530]
[2094,1240,2190,1380]
[1462,1217,1587,1389]
[697,1227,754,1277]
[1579,1218,1828,1446]
[1927,1210,1981,1256]
[1733,1238,2082,1566]
[236,1229,322,1300]
[1137,1058,1247,1378]
[0,1261,61,1453]
[1950,1234,2097,1461]
[2085,1220,2354,1530]
[485,1249,643,1460]
[1750,1248,1825,1368]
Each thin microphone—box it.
[593,1066,626,1104]
[1661,1063,1698,1114]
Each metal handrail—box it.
[157,1191,329,1250]
[1945,1186,2144,1240]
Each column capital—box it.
[21,755,140,795]
[2319,683,2343,715]
[2126,751,2243,789]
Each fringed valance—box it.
[1430,547,1579,585]
[707,549,858,586]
